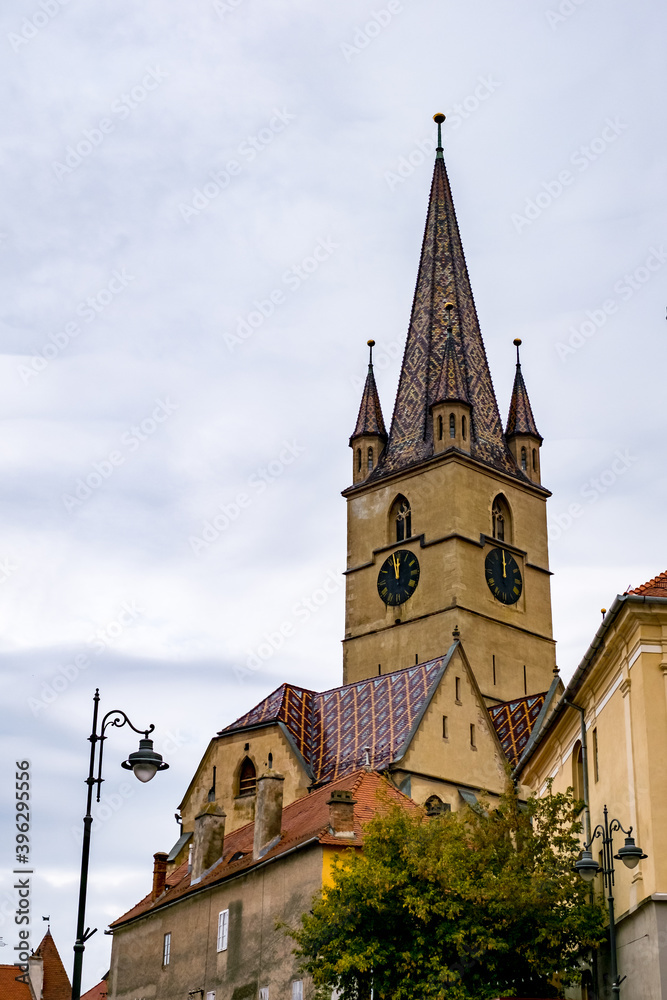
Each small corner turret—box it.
[505,339,543,484]
[349,339,387,485]
[431,303,471,455]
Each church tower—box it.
[343,116,555,703]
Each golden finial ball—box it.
[513,338,522,346]
[433,113,446,124]
[367,339,375,347]
[444,302,454,311]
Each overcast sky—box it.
[0,0,665,990]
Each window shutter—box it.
[217,909,229,952]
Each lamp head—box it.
[122,737,169,783]
[574,849,600,883]
[615,835,647,870]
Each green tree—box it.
[290,782,605,1000]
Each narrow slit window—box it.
[367,447,373,472]
[162,932,171,966]
[470,724,476,748]
[521,446,527,471]
[492,655,496,686]
[442,715,448,739]
[523,664,527,695]
[532,448,537,470]
[593,728,599,782]
[438,414,443,440]
[356,448,361,472]
[455,677,461,703]
[462,415,467,440]
[449,413,456,438]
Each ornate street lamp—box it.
[574,804,647,997]
[71,689,169,1000]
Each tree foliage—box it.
[289,782,605,1000]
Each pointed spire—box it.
[433,304,470,405]
[505,339,542,442]
[375,115,516,479]
[350,340,387,442]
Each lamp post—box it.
[574,804,647,998]
[71,689,169,1000]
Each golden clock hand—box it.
[502,550,506,579]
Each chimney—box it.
[253,770,285,860]
[327,789,357,837]
[191,803,226,881]
[152,851,168,900]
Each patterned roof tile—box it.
[370,152,517,481]
[488,693,547,766]
[220,658,448,783]
[506,356,541,442]
[351,362,387,442]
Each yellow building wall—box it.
[179,725,310,837]
[343,453,555,699]
[521,606,667,920]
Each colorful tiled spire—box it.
[432,304,470,405]
[372,115,515,479]
[505,339,542,442]
[350,340,387,442]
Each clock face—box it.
[377,549,420,606]
[484,547,522,605]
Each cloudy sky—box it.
[0,0,665,989]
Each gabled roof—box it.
[433,331,470,406]
[627,570,667,597]
[220,653,453,784]
[369,147,517,481]
[81,976,108,1000]
[505,349,541,442]
[0,968,31,1000]
[489,694,547,766]
[31,930,71,1000]
[111,769,417,930]
[350,357,387,443]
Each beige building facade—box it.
[518,575,667,999]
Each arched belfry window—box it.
[356,449,361,472]
[438,414,443,441]
[238,757,256,796]
[390,495,412,543]
[367,447,374,473]
[449,413,456,438]
[520,446,527,471]
[492,495,512,544]
[532,448,537,470]
[462,415,467,441]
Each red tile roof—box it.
[111,769,416,929]
[0,967,32,1000]
[81,977,108,1000]
[488,693,547,765]
[627,571,667,597]
[220,657,450,784]
[32,930,71,1000]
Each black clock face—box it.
[485,547,522,605]
[377,549,420,606]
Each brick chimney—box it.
[152,851,168,900]
[191,803,226,881]
[253,770,285,860]
[327,789,357,837]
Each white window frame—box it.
[217,908,229,952]
[206,993,216,1000]
[162,931,171,966]
[259,988,269,1000]
[292,981,303,1000]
